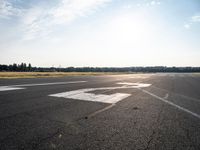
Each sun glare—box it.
[105,12,154,46]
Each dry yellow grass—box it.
[0,72,125,79]
[191,73,200,77]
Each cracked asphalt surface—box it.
[0,73,200,150]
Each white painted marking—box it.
[50,82,151,104]
[141,89,200,120]
[6,81,87,87]
[129,76,149,79]
[50,88,131,104]
[0,86,25,91]
[164,93,169,99]
[153,85,200,103]
[86,103,116,118]
[117,82,151,88]
[0,81,87,92]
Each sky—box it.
[0,0,200,67]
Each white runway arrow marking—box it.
[50,88,131,104]
[50,82,151,104]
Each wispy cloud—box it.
[0,0,111,40]
[21,6,52,40]
[135,0,161,8]
[20,0,111,40]
[150,0,161,6]
[184,24,190,29]
[52,0,111,24]
[0,0,22,18]
[184,14,200,29]
[191,15,200,22]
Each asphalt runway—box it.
[0,73,200,150]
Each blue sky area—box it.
[0,0,200,67]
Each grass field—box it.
[0,72,126,79]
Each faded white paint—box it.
[5,81,87,87]
[117,82,151,88]
[0,81,87,92]
[50,88,131,104]
[0,86,25,91]
[129,76,149,79]
[164,93,169,99]
[50,82,151,104]
[141,89,200,120]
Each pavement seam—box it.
[85,103,115,119]
[83,86,129,119]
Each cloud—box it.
[136,0,161,7]
[184,24,190,29]
[150,0,161,6]
[20,0,111,40]
[184,14,200,29]
[0,0,22,18]
[21,6,52,40]
[52,0,111,24]
[123,4,132,9]
[192,15,200,22]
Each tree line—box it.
[0,63,32,71]
[0,63,200,73]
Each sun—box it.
[104,12,154,45]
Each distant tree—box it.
[24,63,27,71]
[13,63,17,71]
[19,63,27,71]
[0,65,8,71]
[20,63,24,71]
[8,65,13,71]
[28,63,32,71]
